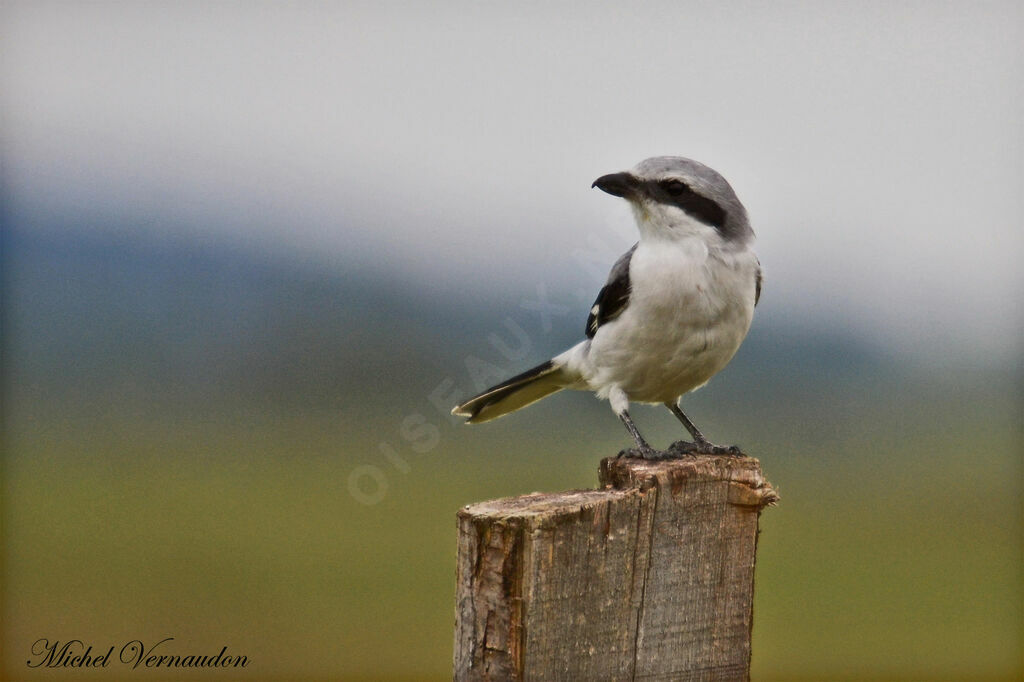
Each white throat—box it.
[631,200,727,250]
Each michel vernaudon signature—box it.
[27,638,250,670]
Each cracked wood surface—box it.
[454,454,777,682]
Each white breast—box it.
[580,237,758,403]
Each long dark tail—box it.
[451,360,569,424]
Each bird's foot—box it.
[669,439,742,456]
[617,445,678,461]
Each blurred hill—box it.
[5,224,917,420]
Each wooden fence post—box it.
[454,454,777,681]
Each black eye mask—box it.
[650,178,728,231]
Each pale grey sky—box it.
[2,1,1022,364]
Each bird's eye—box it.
[662,180,690,196]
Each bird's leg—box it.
[609,387,670,460]
[666,401,706,442]
[616,410,671,460]
[665,402,741,456]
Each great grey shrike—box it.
[452,156,761,459]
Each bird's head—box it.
[592,157,753,246]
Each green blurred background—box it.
[2,2,1021,681]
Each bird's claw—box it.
[669,440,743,457]
[618,438,743,460]
[618,445,678,461]
[668,440,698,454]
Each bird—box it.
[451,156,761,459]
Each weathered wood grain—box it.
[454,454,776,682]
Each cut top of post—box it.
[599,454,778,506]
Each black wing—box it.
[586,244,636,339]
[754,259,762,307]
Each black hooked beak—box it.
[592,172,640,199]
